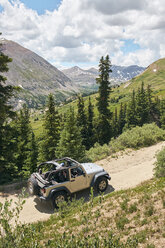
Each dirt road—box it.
[0,141,165,224]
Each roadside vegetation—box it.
[86,123,165,162]
[154,147,165,177]
[0,178,165,247]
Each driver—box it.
[58,170,67,182]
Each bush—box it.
[86,123,165,162]
[86,142,110,162]
[0,189,40,248]
[154,147,165,177]
[110,123,165,152]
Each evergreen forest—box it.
[1,40,165,184]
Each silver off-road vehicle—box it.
[28,157,111,208]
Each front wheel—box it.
[95,177,108,193]
[52,191,67,208]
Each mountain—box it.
[62,66,98,87]
[110,65,146,83]
[126,58,165,93]
[1,39,77,108]
[59,58,165,115]
[106,57,165,110]
[62,64,146,89]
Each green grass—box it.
[1,178,165,247]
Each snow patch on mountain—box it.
[62,65,145,88]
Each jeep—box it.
[28,157,111,208]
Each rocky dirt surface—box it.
[0,141,165,224]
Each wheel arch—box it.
[90,172,110,188]
[48,186,71,199]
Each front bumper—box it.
[106,175,111,180]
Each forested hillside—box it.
[1,34,165,184]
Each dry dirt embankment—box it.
[0,141,165,224]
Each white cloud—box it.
[0,0,165,68]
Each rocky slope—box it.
[1,39,76,108]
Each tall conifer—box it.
[160,100,165,129]
[77,95,88,149]
[15,104,32,173]
[96,55,112,144]
[57,107,85,161]
[39,94,60,161]
[126,90,137,128]
[0,34,16,182]
[87,97,95,149]
[118,103,126,134]
[24,132,38,175]
[112,108,118,138]
[136,82,149,126]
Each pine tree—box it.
[160,100,165,129]
[96,55,112,144]
[154,96,161,126]
[136,82,149,126]
[147,85,160,125]
[77,95,88,149]
[0,34,16,182]
[39,94,60,161]
[87,97,95,149]
[15,104,32,173]
[97,55,112,117]
[112,108,118,138]
[125,90,137,128]
[118,103,126,134]
[24,132,38,175]
[57,107,85,161]
[0,123,18,183]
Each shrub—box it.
[110,123,165,152]
[86,123,165,162]
[116,216,129,230]
[120,199,128,212]
[128,203,138,213]
[154,147,165,177]
[144,205,154,217]
[0,190,40,248]
[86,142,110,162]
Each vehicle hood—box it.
[81,163,104,175]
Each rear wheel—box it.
[28,176,40,196]
[95,177,108,193]
[52,191,67,208]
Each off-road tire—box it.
[52,191,67,208]
[95,177,108,193]
[28,176,40,196]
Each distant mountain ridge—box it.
[1,39,146,109]
[62,64,146,88]
[1,39,77,108]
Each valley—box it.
[1,38,146,109]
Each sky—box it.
[0,0,165,69]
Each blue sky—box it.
[0,0,164,69]
[20,0,61,15]
[121,39,141,55]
